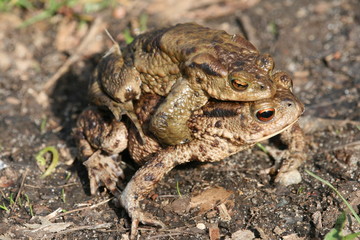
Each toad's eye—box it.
[231,78,249,91]
[256,108,275,122]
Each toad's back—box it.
[125,23,261,95]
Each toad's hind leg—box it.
[73,107,129,195]
[120,145,192,239]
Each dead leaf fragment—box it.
[24,222,73,233]
[5,97,21,105]
[0,168,18,188]
[189,187,234,213]
[147,0,260,22]
[0,51,11,71]
[312,211,322,230]
[0,176,13,188]
[55,19,87,52]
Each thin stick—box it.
[55,197,113,219]
[56,223,112,234]
[12,168,29,210]
[24,182,79,189]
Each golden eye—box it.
[256,108,275,122]
[231,78,249,91]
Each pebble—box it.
[196,223,206,230]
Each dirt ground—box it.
[0,0,359,239]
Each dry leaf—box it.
[24,222,73,233]
[189,187,233,213]
[55,19,87,52]
[147,0,260,22]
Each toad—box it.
[74,71,305,239]
[90,23,277,146]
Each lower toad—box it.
[74,71,305,239]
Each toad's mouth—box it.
[245,118,299,143]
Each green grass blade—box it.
[20,10,52,28]
[343,232,360,240]
[35,146,59,178]
[305,170,360,224]
[176,181,182,197]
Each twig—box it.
[55,197,113,219]
[148,232,192,239]
[24,182,79,189]
[43,17,104,94]
[56,223,113,235]
[333,140,360,150]
[12,168,29,210]
[235,14,260,48]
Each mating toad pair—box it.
[74,23,306,239]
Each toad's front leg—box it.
[89,44,146,143]
[149,79,208,146]
[73,107,129,195]
[275,122,306,186]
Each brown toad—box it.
[75,71,305,239]
[90,23,277,146]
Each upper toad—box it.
[90,23,277,145]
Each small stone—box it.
[196,223,206,230]
[231,229,255,240]
[274,226,285,235]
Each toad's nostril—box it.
[260,85,265,90]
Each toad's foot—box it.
[275,169,302,186]
[120,183,165,239]
[128,207,166,240]
[274,152,306,186]
[275,122,306,186]
[107,101,146,145]
[83,150,125,195]
[119,149,188,238]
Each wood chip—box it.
[209,223,220,240]
[217,203,231,222]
